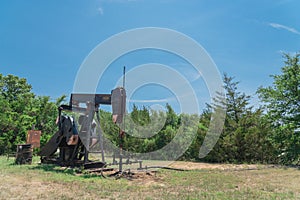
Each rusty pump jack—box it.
[40,88,126,170]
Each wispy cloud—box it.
[97,7,104,15]
[172,62,203,82]
[129,97,175,103]
[276,0,294,5]
[96,0,138,15]
[269,22,300,35]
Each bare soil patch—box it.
[169,161,273,171]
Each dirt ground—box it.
[95,161,276,182]
[169,161,273,171]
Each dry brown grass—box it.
[1,157,300,200]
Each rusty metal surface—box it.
[27,130,41,148]
[15,144,33,165]
[39,131,61,157]
[70,93,112,107]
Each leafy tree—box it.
[32,96,66,147]
[0,74,35,153]
[202,74,275,163]
[0,74,66,155]
[258,53,300,164]
[0,95,11,154]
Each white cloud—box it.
[269,22,300,35]
[96,0,139,15]
[276,0,294,5]
[172,62,203,82]
[129,97,175,103]
[97,7,104,15]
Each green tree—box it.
[0,74,66,154]
[0,74,35,153]
[202,74,275,163]
[32,96,67,147]
[258,53,300,164]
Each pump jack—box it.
[40,87,127,170]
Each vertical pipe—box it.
[96,109,105,163]
[123,66,126,89]
[119,66,126,172]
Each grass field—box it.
[0,156,300,200]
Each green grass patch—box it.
[0,156,300,199]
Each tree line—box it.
[0,53,299,165]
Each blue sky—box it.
[0,0,299,113]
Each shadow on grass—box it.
[29,164,108,179]
[29,164,78,175]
